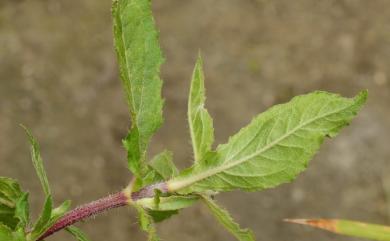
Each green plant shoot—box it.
[0,0,370,241]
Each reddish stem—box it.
[37,182,168,241]
[37,192,127,240]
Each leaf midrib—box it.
[120,1,139,122]
[0,197,15,208]
[118,1,145,166]
[188,67,205,163]
[170,101,355,191]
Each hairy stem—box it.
[37,182,168,241]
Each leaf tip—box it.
[356,89,368,105]
[284,218,337,232]
[19,124,33,140]
[196,50,203,63]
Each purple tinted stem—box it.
[37,192,127,240]
[37,182,168,240]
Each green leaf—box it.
[169,91,367,193]
[147,210,178,223]
[188,55,214,163]
[30,196,52,240]
[137,195,199,211]
[0,204,19,229]
[0,223,13,240]
[0,224,26,241]
[66,226,90,241]
[135,205,159,241]
[112,0,165,177]
[0,177,22,204]
[12,228,27,241]
[21,126,51,197]
[286,219,390,241]
[27,200,70,241]
[14,193,29,229]
[123,131,143,176]
[141,151,178,189]
[153,189,161,207]
[0,177,25,229]
[138,150,191,223]
[137,195,199,223]
[148,151,178,180]
[201,195,255,241]
[139,171,162,191]
[51,200,71,218]
[48,200,71,226]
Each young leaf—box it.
[135,205,159,241]
[0,204,18,230]
[21,126,51,197]
[169,91,367,193]
[148,151,178,180]
[285,219,390,241]
[14,193,29,229]
[145,196,199,223]
[201,195,255,241]
[0,177,22,203]
[147,210,178,223]
[47,200,71,228]
[12,229,27,241]
[0,223,13,240]
[66,226,90,241]
[30,196,52,240]
[20,127,72,239]
[51,200,71,217]
[112,0,164,177]
[137,195,199,223]
[188,55,214,163]
[134,151,183,223]
[0,177,24,229]
[0,226,26,241]
[141,150,178,189]
[137,195,199,211]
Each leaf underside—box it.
[170,91,367,193]
[113,0,164,178]
[0,0,371,240]
[142,150,178,187]
[22,126,51,197]
[138,151,193,223]
[0,177,28,231]
[135,205,160,241]
[66,226,91,241]
[0,224,25,241]
[137,195,199,211]
[30,196,53,240]
[202,195,255,241]
[20,128,77,241]
[188,55,214,163]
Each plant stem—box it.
[37,182,168,241]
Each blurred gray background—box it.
[1,0,390,240]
